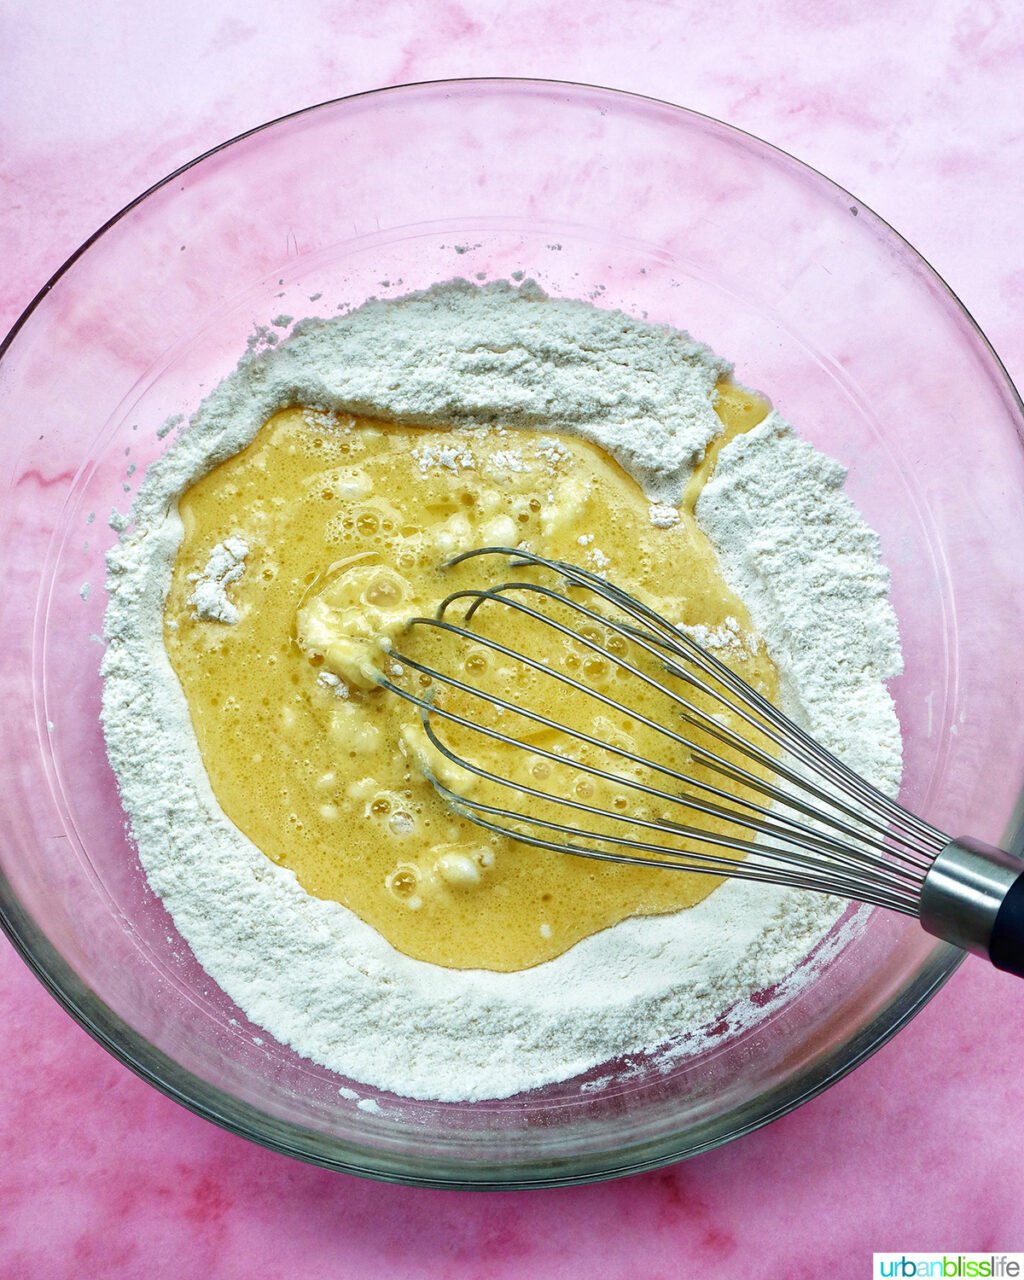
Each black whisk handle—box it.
[990,872,1024,977]
[920,837,1024,977]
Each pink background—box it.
[3,2,1023,1276]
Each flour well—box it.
[101,280,903,1103]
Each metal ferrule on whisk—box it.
[920,837,1024,963]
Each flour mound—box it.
[101,280,903,1103]
[142,279,729,511]
[697,414,903,791]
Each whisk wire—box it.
[533,567,942,848]
[416,711,926,909]
[383,656,926,896]
[456,548,944,851]
[383,637,930,892]
[422,582,938,867]
[375,547,953,914]
[424,764,921,915]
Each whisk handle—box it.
[990,875,1024,978]
[920,837,1024,977]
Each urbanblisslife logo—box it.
[874,1257,1023,1278]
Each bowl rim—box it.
[4,74,1019,1189]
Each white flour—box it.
[186,537,249,624]
[101,280,903,1103]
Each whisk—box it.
[378,547,1024,977]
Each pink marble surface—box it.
[3,2,1024,1276]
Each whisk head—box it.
[379,547,950,917]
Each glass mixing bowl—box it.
[2,79,1024,1189]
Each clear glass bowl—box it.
[2,79,1023,1189]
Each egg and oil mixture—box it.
[163,384,775,971]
